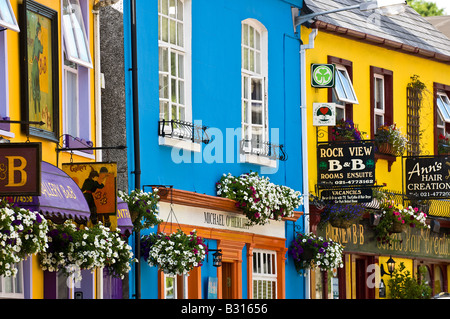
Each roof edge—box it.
[313,20,450,64]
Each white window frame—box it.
[62,0,93,69]
[158,0,192,124]
[0,0,19,32]
[334,64,358,105]
[437,92,450,123]
[374,74,385,133]
[252,249,277,299]
[163,273,188,299]
[241,19,268,155]
[0,262,24,299]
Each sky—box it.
[431,0,450,15]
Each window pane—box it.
[252,103,262,125]
[177,0,183,20]
[437,97,450,122]
[161,17,169,42]
[177,22,183,47]
[375,77,384,110]
[63,0,92,66]
[375,114,384,131]
[159,47,168,72]
[251,78,262,101]
[159,74,168,98]
[0,0,14,26]
[0,0,19,31]
[169,19,176,45]
[65,67,78,137]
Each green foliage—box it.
[387,262,432,299]
[406,0,445,16]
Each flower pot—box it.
[377,142,395,156]
[390,221,406,233]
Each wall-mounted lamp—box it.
[380,256,396,277]
[207,249,223,267]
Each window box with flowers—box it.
[288,232,344,273]
[437,134,450,155]
[331,119,366,141]
[140,229,207,276]
[372,202,429,246]
[216,172,303,226]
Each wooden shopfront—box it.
[314,217,450,299]
[156,188,301,299]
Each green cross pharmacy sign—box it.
[311,64,335,88]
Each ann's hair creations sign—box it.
[405,156,450,199]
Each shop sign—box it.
[62,162,117,216]
[320,187,373,204]
[317,219,450,260]
[313,103,336,126]
[317,141,375,187]
[405,156,450,199]
[0,143,41,196]
[311,64,335,88]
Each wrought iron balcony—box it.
[158,119,210,144]
[240,139,287,161]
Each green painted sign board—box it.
[311,64,336,88]
[317,219,450,260]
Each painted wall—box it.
[123,0,306,299]
[302,26,450,195]
[302,24,450,298]
[5,0,99,298]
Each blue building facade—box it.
[122,0,306,299]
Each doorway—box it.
[222,262,233,299]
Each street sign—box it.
[311,64,335,88]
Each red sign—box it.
[0,143,41,195]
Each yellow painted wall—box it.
[302,26,450,196]
[6,0,98,298]
[303,25,450,299]
[7,0,97,166]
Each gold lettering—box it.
[5,156,27,187]
[359,225,364,245]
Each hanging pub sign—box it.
[405,156,450,199]
[311,64,335,88]
[317,141,375,188]
[0,143,41,196]
[62,162,117,224]
[313,103,336,126]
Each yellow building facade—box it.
[0,0,122,299]
[301,0,450,299]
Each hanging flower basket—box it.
[375,124,408,156]
[288,232,344,273]
[331,119,366,141]
[39,220,136,281]
[390,220,407,233]
[216,172,303,226]
[373,202,430,245]
[118,189,161,232]
[377,142,395,156]
[141,229,207,276]
[318,203,365,229]
[0,199,49,277]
